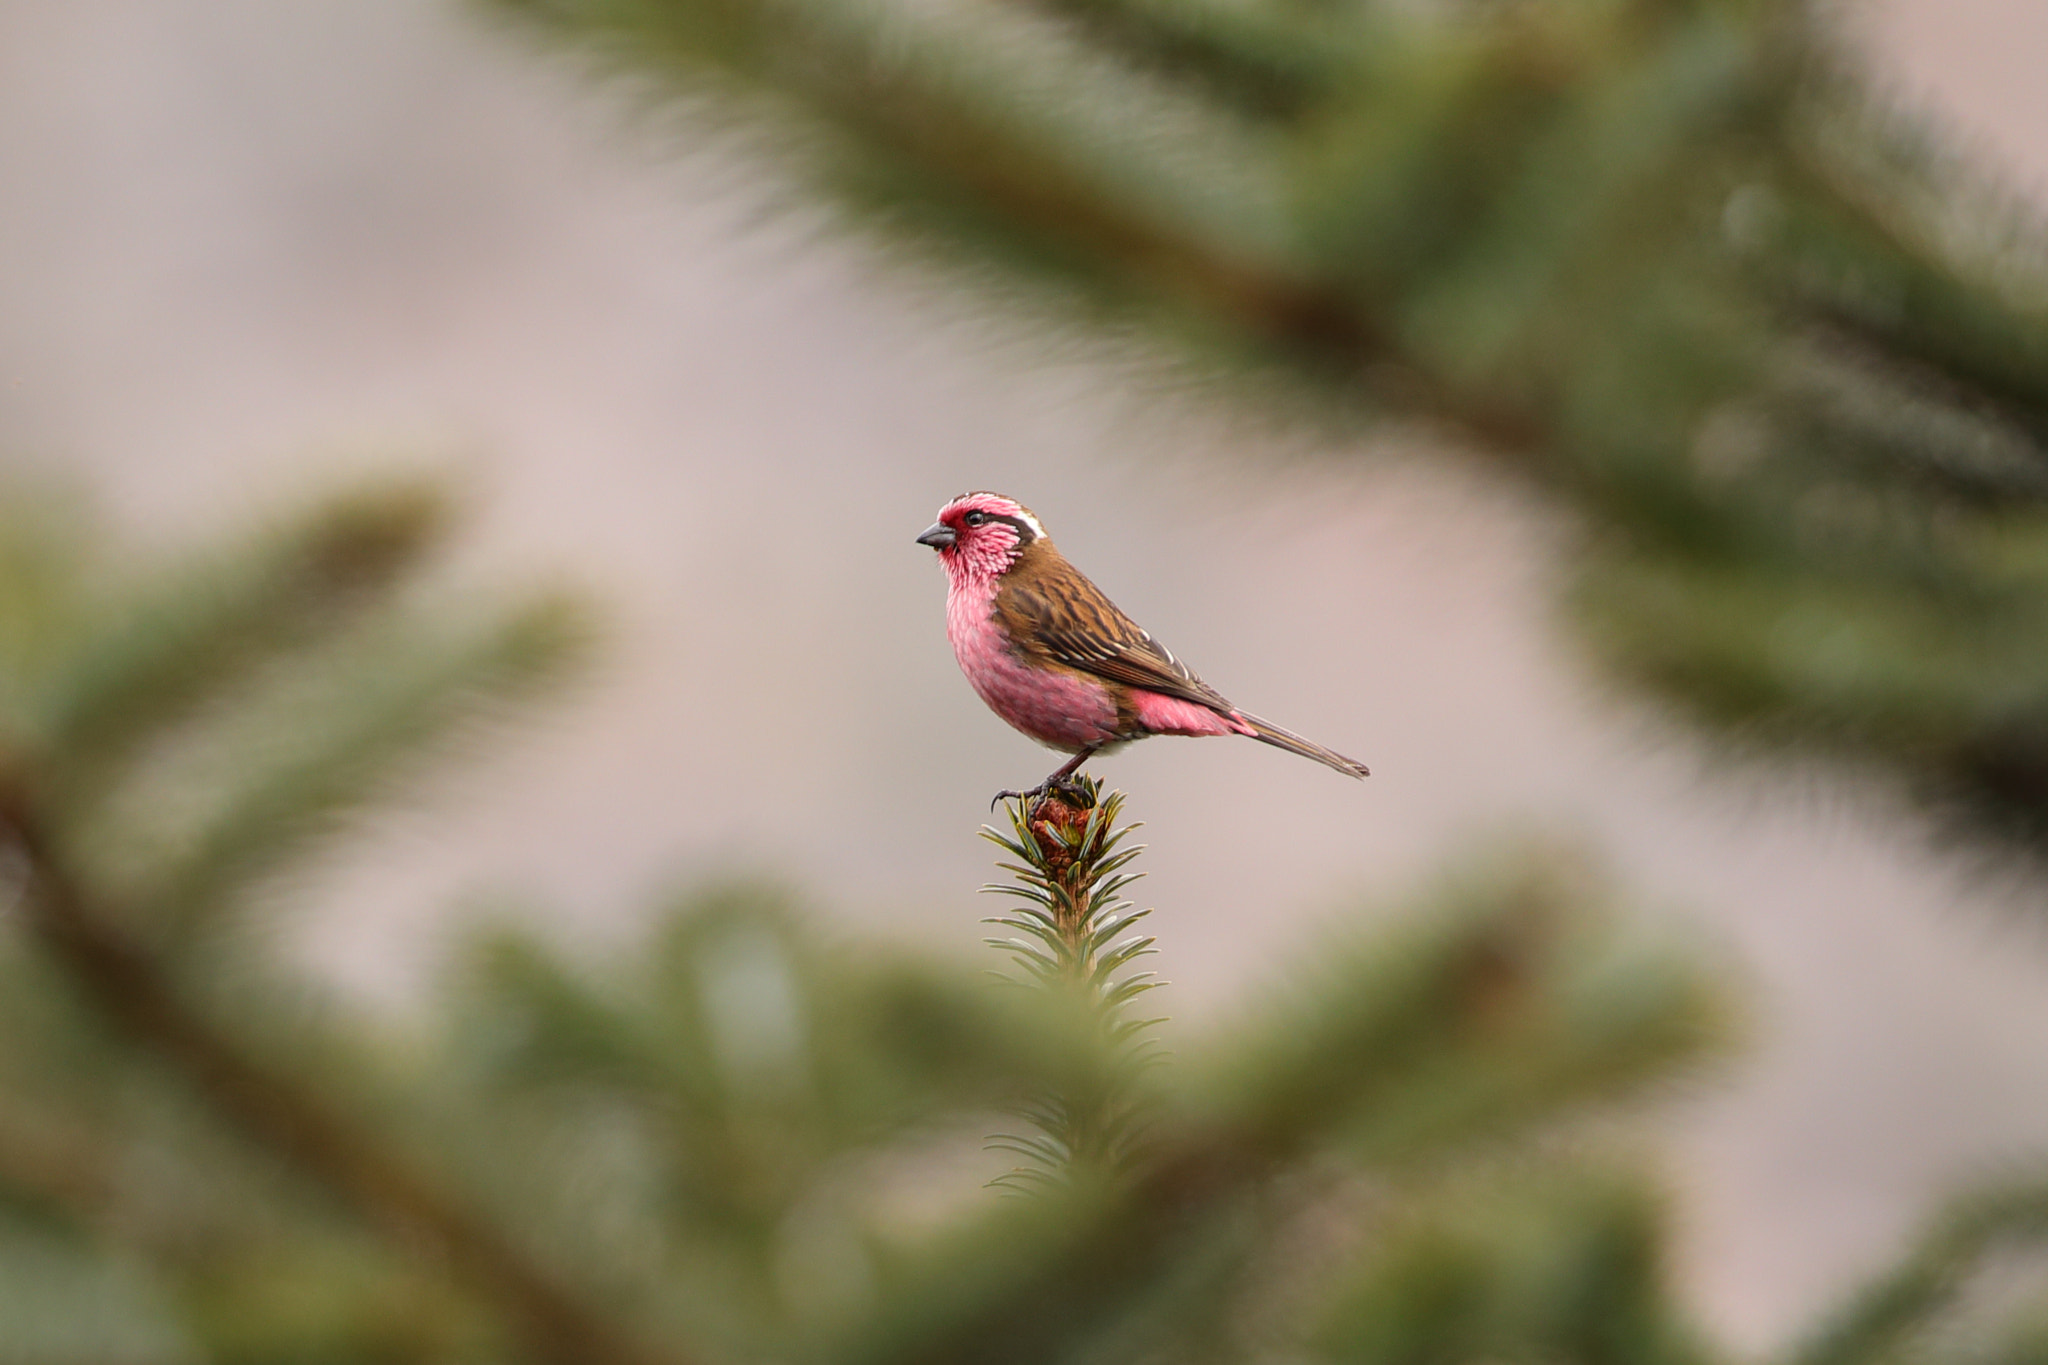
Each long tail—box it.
[1239,712,1370,778]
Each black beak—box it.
[916,523,957,549]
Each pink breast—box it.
[947,580,1121,753]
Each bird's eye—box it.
[962,510,989,526]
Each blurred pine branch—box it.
[485,0,2048,858]
[0,484,675,1365]
[0,480,1767,1365]
[0,481,2040,1364]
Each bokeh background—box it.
[4,0,2048,1351]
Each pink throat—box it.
[942,562,1004,656]
[939,530,1018,589]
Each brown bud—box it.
[1026,792,1092,871]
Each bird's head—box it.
[916,492,1046,583]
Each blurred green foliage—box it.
[0,483,1755,1363]
[488,0,2048,855]
[0,484,2043,1364]
[10,0,2048,1358]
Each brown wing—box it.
[995,545,1237,715]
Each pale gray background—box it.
[3,0,2046,1348]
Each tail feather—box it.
[1240,712,1370,778]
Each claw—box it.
[991,748,1099,812]
[990,774,1094,812]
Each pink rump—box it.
[1130,690,1252,738]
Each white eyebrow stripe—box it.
[1015,509,1045,539]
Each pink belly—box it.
[948,587,1122,752]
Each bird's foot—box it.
[1044,774,1095,807]
[990,782,1047,811]
[990,772,1097,813]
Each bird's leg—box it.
[991,748,1097,810]
[1041,757,1097,808]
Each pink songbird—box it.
[917,491,1369,801]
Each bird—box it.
[916,491,1369,803]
